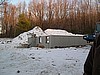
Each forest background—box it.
[0,0,100,37]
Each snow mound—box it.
[44,29,83,36]
[28,26,47,37]
[12,26,47,46]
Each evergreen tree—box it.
[16,14,32,36]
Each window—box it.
[39,36,42,43]
[46,36,49,43]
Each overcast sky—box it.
[11,0,31,5]
[10,0,100,5]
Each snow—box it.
[28,26,47,37]
[11,26,84,47]
[12,26,83,47]
[44,29,84,36]
[0,27,91,75]
[12,26,47,46]
[0,38,91,75]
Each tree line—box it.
[0,0,100,37]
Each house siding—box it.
[28,34,87,48]
[48,35,87,48]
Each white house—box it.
[12,26,87,48]
[28,27,87,48]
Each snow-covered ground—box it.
[0,27,90,75]
[0,38,91,75]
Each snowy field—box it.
[0,38,91,75]
[0,27,91,75]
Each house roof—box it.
[44,29,83,36]
[28,26,47,37]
